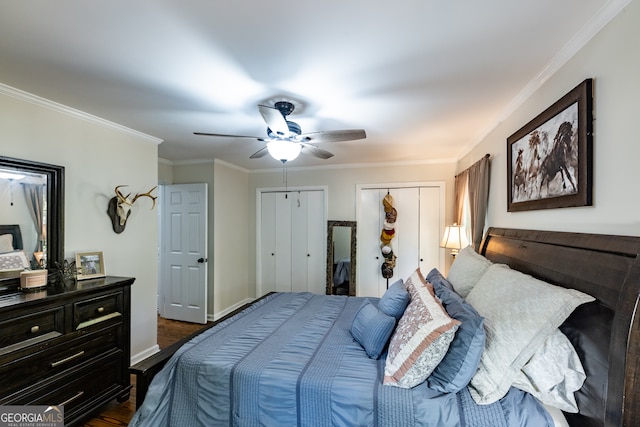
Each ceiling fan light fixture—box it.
[195,101,366,162]
[267,140,301,163]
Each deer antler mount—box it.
[107,185,158,234]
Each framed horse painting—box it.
[507,78,593,212]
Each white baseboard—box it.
[130,344,160,365]
[211,298,255,321]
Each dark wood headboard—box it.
[480,228,640,427]
[0,225,23,251]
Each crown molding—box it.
[462,0,631,159]
[0,83,163,145]
[214,158,250,173]
[246,156,457,174]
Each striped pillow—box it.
[384,269,460,388]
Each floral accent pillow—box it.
[384,269,460,388]
[0,250,29,270]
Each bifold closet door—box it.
[358,185,443,297]
[274,192,293,292]
[259,192,277,294]
[418,186,442,275]
[291,190,325,294]
[358,188,384,297]
[259,190,325,295]
[359,188,419,296]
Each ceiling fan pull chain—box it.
[282,166,288,192]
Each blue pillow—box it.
[350,299,396,359]
[426,267,455,292]
[425,268,486,393]
[377,279,410,319]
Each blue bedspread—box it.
[130,293,552,427]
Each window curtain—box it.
[455,154,491,251]
[454,170,468,225]
[22,183,44,252]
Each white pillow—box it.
[446,246,492,298]
[466,263,594,405]
[0,234,14,253]
[513,329,586,413]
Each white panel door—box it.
[160,183,208,324]
[291,191,308,292]
[303,190,326,294]
[259,192,277,294]
[390,187,420,284]
[274,192,292,292]
[419,187,443,273]
[358,188,386,297]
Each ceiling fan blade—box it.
[194,132,265,141]
[258,105,289,136]
[300,142,334,159]
[300,129,366,144]
[249,147,269,159]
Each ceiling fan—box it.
[194,101,366,163]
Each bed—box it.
[0,225,30,284]
[130,227,640,426]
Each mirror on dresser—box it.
[0,156,64,292]
[326,220,357,296]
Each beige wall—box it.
[459,1,640,237]
[0,86,160,364]
[213,160,250,313]
[157,158,174,185]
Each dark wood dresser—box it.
[0,276,134,426]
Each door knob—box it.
[197,258,207,263]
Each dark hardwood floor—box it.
[80,315,211,426]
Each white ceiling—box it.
[0,1,627,169]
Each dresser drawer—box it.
[0,326,121,398]
[21,353,123,413]
[73,291,123,330]
[0,306,64,354]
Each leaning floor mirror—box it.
[326,220,356,296]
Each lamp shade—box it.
[267,140,301,163]
[440,224,469,250]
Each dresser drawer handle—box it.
[50,351,85,368]
[59,391,84,407]
[97,307,105,313]
[31,325,40,334]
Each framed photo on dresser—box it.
[76,251,106,280]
